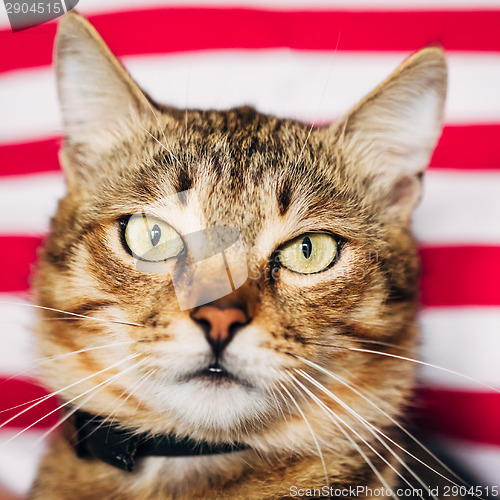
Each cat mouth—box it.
[198,366,234,382]
[186,363,252,388]
[204,365,230,376]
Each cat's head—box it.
[35,12,446,448]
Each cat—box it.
[26,10,453,500]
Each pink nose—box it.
[191,306,248,354]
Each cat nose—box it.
[191,306,249,356]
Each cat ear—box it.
[55,12,148,153]
[331,47,447,221]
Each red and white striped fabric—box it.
[1,0,500,495]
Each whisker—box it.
[302,338,412,352]
[277,380,330,488]
[0,394,47,416]
[106,362,154,429]
[268,384,290,422]
[135,86,182,169]
[292,124,314,172]
[0,341,144,416]
[129,367,159,419]
[287,373,398,499]
[0,340,141,392]
[139,124,179,165]
[137,99,183,171]
[294,369,430,499]
[184,63,192,148]
[297,355,471,489]
[39,318,127,323]
[34,341,138,365]
[0,301,144,328]
[348,347,500,394]
[33,358,148,446]
[0,354,139,433]
[12,359,144,449]
[276,383,294,418]
[292,32,341,172]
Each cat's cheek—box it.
[275,265,343,290]
[134,318,211,377]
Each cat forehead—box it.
[114,106,337,208]
[149,108,338,192]
[161,106,307,138]
[152,106,320,164]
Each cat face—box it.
[34,12,446,448]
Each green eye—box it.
[122,215,184,262]
[278,233,338,274]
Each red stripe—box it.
[0,236,41,292]
[419,246,500,307]
[2,237,500,306]
[0,377,58,430]
[430,124,500,170]
[1,125,499,177]
[1,8,500,75]
[0,137,61,176]
[417,388,500,446]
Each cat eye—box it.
[121,214,184,262]
[277,233,339,274]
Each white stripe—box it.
[0,172,65,235]
[434,437,500,488]
[414,171,500,245]
[0,430,46,495]
[418,307,500,390]
[1,170,500,246]
[1,51,500,143]
[0,294,38,376]
[2,0,500,29]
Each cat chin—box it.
[143,377,274,433]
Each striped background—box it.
[1,0,499,495]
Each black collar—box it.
[73,411,248,472]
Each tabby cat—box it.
[29,11,450,500]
